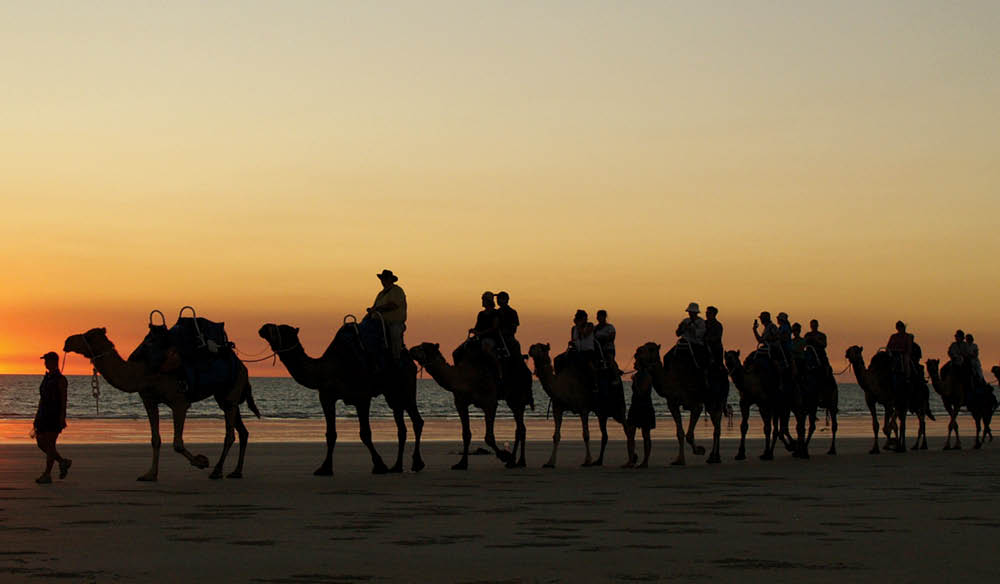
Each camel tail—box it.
[246,383,262,419]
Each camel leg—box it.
[882,408,895,450]
[974,416,983,449]
[894,408,907,454]
[543,406,562,468]
[866,397,880,454]
[357,399,389,474]
[735,402,750,461]
[580,413,593,466]
[226,410,249,478]
[209,406,237,480]
[389,408,406,473]
[314,391,337,476]
[506,409,526,468]
[911,413,925,451]
[593,415,609,467]
[483,406,511,464]
[669,404,686,466]
[453,402,472,470]
[138,398,161,482]
[793,409,807,459]
[170,405,209,469]
[707,409,722,464]
[686,404,705,456]
[407,404,425,472]
[759,409,773,461]
[517,410,527,467]
[827,408,838,455]
[952,409,963,450]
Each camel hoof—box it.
[974,442,982,450]
[226,471,243,479]
[209,470,224,480]
[542,463,555,469]
[621,462,635,469]
[136,473,158,482]
[591,459,604,467]
[411,458,426,473]
[759,453,773,461]
[707,454,721,464]
[496,450,513,464]
[869,448,880,455]
[451,460,469,471]
[920,443,928,450]
[692,446,706,456]
[581,461,593,467]
[954,444,963,450]
[799,451,810,460]
[191,455,210,469]
[827,448,836,456]
[313,466,333,476]
[372,463,389,475]
[942,445,952,451]
[636,462,648,469]
[670,459,685,466]
[734,452,746,461]
[388,464,404,474]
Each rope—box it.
[91,367,101,415]
[833,361,852,376]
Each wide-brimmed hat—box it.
[376,269,398,282]
[40,351,59,361]
[686,302,700,314]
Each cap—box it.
[40,351,59,361]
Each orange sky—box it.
[2,2,998,376]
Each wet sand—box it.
[1,427,998,583]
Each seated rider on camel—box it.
[752,311,786,383]
[886,321,916,389]
[495,291,520,359]
[468,291,502,379]
[675,302,710,370]
[566,309,599,393]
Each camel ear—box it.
[100,327,107,334]
[295,327,300,334]
[859,346,863,351]
[544,343,550,350]
[735,350,740,356]
[434,343,440,350]
[656,343,661,350]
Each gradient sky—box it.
[2,1,998,376]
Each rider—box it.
[470,292,501,351]
[776,312,793,367]
[368,269,407,360]
[752,311,782,378]
[804,319,830,370]
[568,309,598,391]
[675,302,709,371]
[704,306,724,368]
[965,333,986,385]
[790,322,810,370]
[947,329,974,387]
[886,321,915,386]
[495,291,520,358]
[594,309,616,368]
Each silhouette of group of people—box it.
[30,268,998,482]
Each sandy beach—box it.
[1,418,998,583]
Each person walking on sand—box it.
[33,352,70,484]
[367,269,407,360]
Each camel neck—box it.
[274,343,327,391]
[531,359,555,393]
[91,348,143,394]
[423,357,459,393]
[849,357,871,392]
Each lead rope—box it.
[91,366,101,415]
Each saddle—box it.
[130,307,238,400]
[334,314,403,374]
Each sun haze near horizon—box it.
[1,1,998,375]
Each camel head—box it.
[527,343,551,364]
[258,323,300,352]
[409,342,443,367]
[723,349,742,372]
[925,358,940,376]
[633,342,661,370]
[845,345,864,363]
[992,365,1000,381]
[63,327,113,359]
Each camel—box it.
[634,342,725,465]
[724,349,785,460]
[64,327,259,481]
[845,346,931,453]
[527,343,626,468]
[927,359,996,449]
[788,348,839,458]
[409,342,512,469]
[258,323,424,475]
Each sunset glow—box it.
[2,1,998,375]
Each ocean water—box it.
[0,374,950,421]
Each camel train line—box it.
[61,314,997,482]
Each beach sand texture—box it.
[1,434,998,583]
